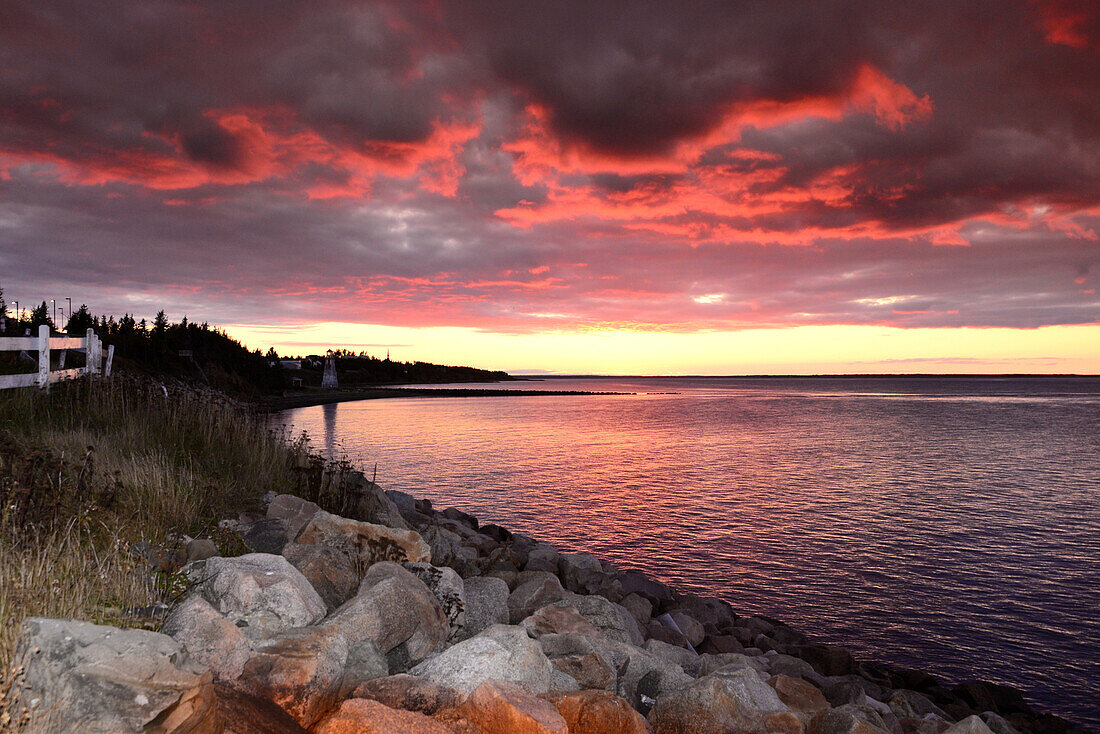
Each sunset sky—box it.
[2,1,1099,373]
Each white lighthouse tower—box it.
[321,349,338,389]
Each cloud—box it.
[0,0,1098,339]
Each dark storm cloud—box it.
[1,0,1099,333]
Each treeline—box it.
[1,293,511,395]
[2,297,279,396]
[325,352,513,386]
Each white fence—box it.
[0,326,113,391]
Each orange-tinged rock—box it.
[769,674,830,715]
[296,510,430,565]
[542,689,654,734]
[457,680,568,734]
[313,698,455,733]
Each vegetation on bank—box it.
[0,299,511,395]
[0,374,361,677]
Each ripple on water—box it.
[272,377,1100,729]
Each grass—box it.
[0,373,362,706]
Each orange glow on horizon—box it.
[222,322,1100,376]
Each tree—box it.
[66,304,95,334]
[152,310,168,334]
[29,301,54,330]
[265,347,279,360]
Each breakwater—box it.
[6,464,1091,732]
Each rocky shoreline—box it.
[5,470,1090,733]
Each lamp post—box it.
[66,297,72,329]
[51,299,56,327]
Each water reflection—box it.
[271,377,1100,728]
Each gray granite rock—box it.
[9,617,219,734]
[456,575,510,641]
[196,553,326,635]
[266,494,322,539]
[324,561,448,671]
[162,595,251,681]
[409,623,554,696]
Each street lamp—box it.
[51,299,56,326]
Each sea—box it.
[270,376,1100,729]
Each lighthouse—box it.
[321,349,338,389]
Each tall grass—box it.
[0,374,339,687]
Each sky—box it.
[1,1,1099,374]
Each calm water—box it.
[272,377,1100,728]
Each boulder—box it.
[409,624,554,696]
[456,680,568,734]
[621,593,655,626]
[240,625,348,728]
[769,673,830,715]
[281,541,360,611]
[889,689,952,722]
[591,639,694,714]
[647,669,802,734]
[314,698,453,734]
[618,570,674,609]
[699,652,769,676]
[952,682,1030,717]
[539,632,618,690]
[324,562,448,671]
[796,643,856,677]
[944,717,996,734]
[823,675,887,707]
[541,689,654,734]
[559,552,607,595]
[699,634,746,655]
[195,553,326,635]
[770,654,827,686]
[456,575,510,641]
[646,619,695,650]
[296,510,430,566]
[213,682,309,734]
[345,472,410,529]
[663,611,705,647]
[404,561,466,637]
[421,523,466,570]
[9,617,220,734]
[241,516,291,554]
[644,638,701,676]
[350,673,461,715]
[339,638,390,698]
[480,523,513,542]
[509,573,566,623]
[977,713,1022,734]
[552,593,646,647]
[186,538,219,562]
[525,543,561,573]
[266,494,321,538]
[809,704,892,734]
[550,667,581,692]
[162,595,251,681]
[522,604,602,638]
[441,506,479,529]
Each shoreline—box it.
[4,377,1092,733]
[256,386,632,411]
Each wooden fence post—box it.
[104,345,115,377]
[85,328,97,376]
[37,325,50,389]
